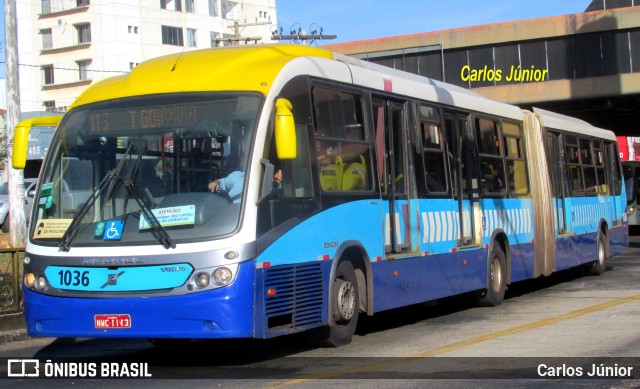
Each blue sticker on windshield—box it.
[103,221,124,241]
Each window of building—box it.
[186,0,195,12]
[41,29,53,50]
[443,50,469,88]
[601,30,632,75]
[574,33,603,78]
[162,25,184,46]
[77,60,92,81]
[187,28,197,47]
[468,46,495,88]
[161,0,182,11]
[42,0,51,14]
[42,65,54,85]
[77,0,90,6]
[76,23,91,44]
[210,31,218,47]
[43,101,56,111]
[208,0,218,16]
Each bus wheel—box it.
[587,234,607,276]
[309,260,359,347]
[477,244,506,307]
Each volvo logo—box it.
[161,266,186,272]
[101,271,125,288]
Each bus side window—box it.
[312,86,371,192]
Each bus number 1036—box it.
[58,270,90,287]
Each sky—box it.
[275,0,594,44]
[0,0,595,80]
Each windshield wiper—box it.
[58,142,175,251]
[121,150,175,250]
[59,143,135,252]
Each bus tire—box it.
[587,234,607,276]
[476,244,506,307]
[309,260,359,347]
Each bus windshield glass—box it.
[33,93,262,247]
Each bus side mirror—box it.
[275,98,296,159]
[12,125,30,169]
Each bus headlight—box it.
[24,273,35,288]
[196,272,210,288]
[212,267,233,286]
[35,275,48,291]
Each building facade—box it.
[324,3,640,136]
[16,0,276,113]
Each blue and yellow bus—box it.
[13,44,627,346]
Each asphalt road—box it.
[1,237,640,388]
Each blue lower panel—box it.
[610,224,629,257]
[24,261,256,339]
[509,242,535,282]
[372,248,488,313]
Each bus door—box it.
[444,112,476,246]
[547,131,569,234]
[604,142,622,225]
[373,98,419,256]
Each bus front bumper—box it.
[23,261,256,339]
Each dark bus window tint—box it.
[476,118,500,156]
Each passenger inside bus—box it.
[209,167,282,203]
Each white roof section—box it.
[333,52,525,121]
[533,107,615,141]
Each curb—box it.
[0,329,29,344]
[0,313,28,344]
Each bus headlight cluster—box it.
[191,264,238,290]
[24,273,48,292]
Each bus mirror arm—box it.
[258,159,276,203]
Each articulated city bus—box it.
[13,44,627,347]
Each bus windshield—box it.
[33,93,262,247]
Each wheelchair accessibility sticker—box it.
[103,221,124,241]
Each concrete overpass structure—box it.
[324,5,640,136]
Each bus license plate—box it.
[94,314,131,329]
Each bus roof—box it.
[69,44,523,122]
[533,107,615,141]
[70,44,334,109]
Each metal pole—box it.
[4,0,26,247]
